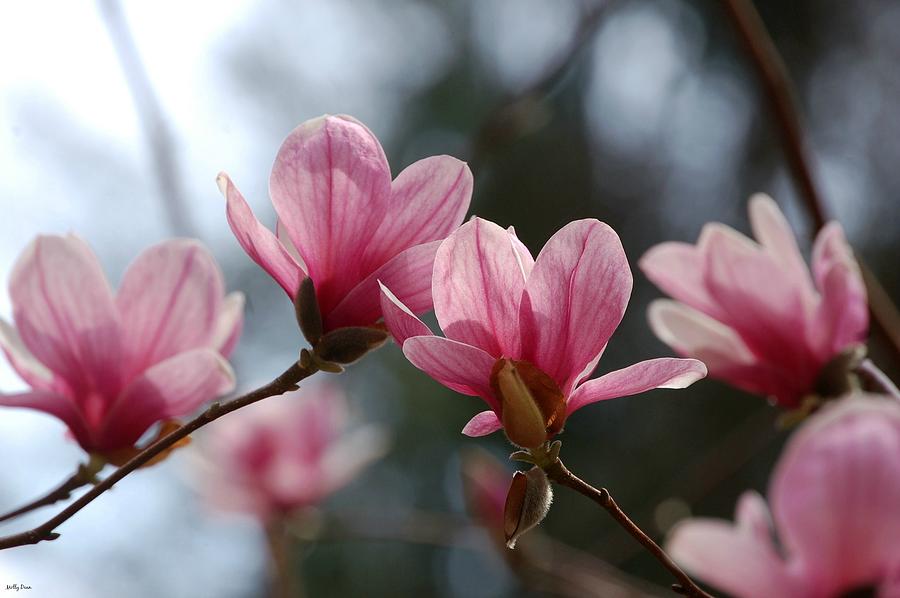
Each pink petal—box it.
[401,335,497,410]
[116,239,224,375]
[462,410,502,437]
[639,241,719,316]
[647,300,805,403]
[322,426,390,496]
[269,115,392,315]
[0,389,92,450]
[566,357,706,415]
[770,397,900,594]
[811,221,857,292]
[667,491,795,598]
[99,348,235,450]
[212,292,245,358]
[10,235,123,398]
[219,173,305,298]
[518,219,632,394]
[432,218,527,356]
[379,282,433,346]
[362,155,472,271]
[507,226,535,279]
[0,318,54,390]
[703,226,818,382]
[812,261,868,359]
[748,194,812,288]
[325,241,441,331]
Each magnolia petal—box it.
[812,261,868,359]
[363,155,472,271]
[220,173,305,297]
[566,358,706,414]
[518,219,632,394]
[10,235,122,397]
[433,218,527,356]
[99,349,235,451]
[0,318,54,389]
[402,336,497,409]
[269,115,392,315]
[811,221,857,292]
[639,241,718,316]
[748,194,812,287]
[326,241,441,331]
[462,410,502,437]
[322,425,390,496]
[378,282,433,346]
[0,389,92,450]
[667,491,794,598]
[212,292,245,358]
[117,239,225,374]
[703,226,816,380]
[507,226,535,280]
[770,397,900,594]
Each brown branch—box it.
[720,0,900,361]
[542,458,714,598]
[0,361,314,551]
[0,465,96,524]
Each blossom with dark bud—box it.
[380,217,706,449]
[219,114,472,365]
[0,236,241,464]
[504,466,552,549]
[667,394,900,598]
[640,194,868,408]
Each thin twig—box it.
[0,361,314,551]
[0,469,91,524]
[720,0,900,361]
[543,458,714,598]
[97,0,197,237]
[857,358,900,400]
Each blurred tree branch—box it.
[720,0,900,363]
[0,459,103,524]
[97,0,197,237]
[295,508,666,598]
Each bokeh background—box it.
[1,0,898,596]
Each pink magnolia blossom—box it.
[0,235,242,462]
[218,114,472,334]
[194,382,388,520]
[640,194,868,408]
[668,395,900,598]
[379,217,706,447]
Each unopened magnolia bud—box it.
[504,466,552,549]
[491,359,567,449]
[314,327,389,364]
[294,277,324,345]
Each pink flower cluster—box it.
[0,236,241,462]
[641,194,868,408]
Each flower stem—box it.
[856,359,900,401]
[542,458,714,598]
[0,459,101,524]
[265,517,302,598]
[0,361,315,551]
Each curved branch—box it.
[542,458,714,598]
[0,466,94,524]
[0,361,314,551]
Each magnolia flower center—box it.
[490,358,567,449]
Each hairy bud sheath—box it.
[504,466,553,549]
[491,359,567,449]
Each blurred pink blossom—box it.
[218,114,472,333]
[668,395,900,598]
[640,194,868,408]
[195,382,388,520]
[0,235,241,462]
[380,217,706,447]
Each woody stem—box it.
[542,458,714,598]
